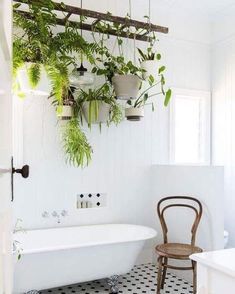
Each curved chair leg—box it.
[161,257,168,289]
[157,256,163,294]
[192,260,197,294]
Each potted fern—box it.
[13,1,93,105]
[75,83,122,127]
[138,47,162,80]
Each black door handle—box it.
[12,165,29,178]
[11,157,30,201]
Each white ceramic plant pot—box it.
[17,63,51,96]
[57,105,74,120]
[112,74,141,100]
[125,107,144,121]
[141,60,158,80]
[82,101,111,124]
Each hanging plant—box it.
[13,0,96,104]
[63,118,92,168]
[75,83,123,128]
[92,53,143,100]
[138,46,162,80]
[125,74,172,121]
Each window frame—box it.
[169,88,211,165]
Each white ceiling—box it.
[160,0,235,18]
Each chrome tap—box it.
[42,211,49,218]
[52,211,59,218]
[61,210,68,217]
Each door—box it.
[0,0,13,293]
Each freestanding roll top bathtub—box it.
[13,224,157,293]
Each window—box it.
[169,88,211,165]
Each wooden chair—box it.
[155,196,203,294]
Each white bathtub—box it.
[13,224,157,293]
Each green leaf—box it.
[164,89,172,107]
[13,3,21,9]
[156,53,161,60]
[56,105,63,115]
[148,75,155,86]
[158,66,166,74]
[28,63,41,88]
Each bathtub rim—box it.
[13,223,157,255]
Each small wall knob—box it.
[12,165,29,178]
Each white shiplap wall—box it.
[211,11,235,247]
[13,0,211,264]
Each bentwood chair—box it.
[155,196,203,294]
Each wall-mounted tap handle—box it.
[52,211,59,218]
[61,210,68,217]
[42,211,49,218]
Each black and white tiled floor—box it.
[41,263,193,294]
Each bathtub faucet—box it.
[61,210,68,217]
[52,211,61,223]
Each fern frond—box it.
[46,62,69,105]
[63,119,92,167]
[27,63,41,88]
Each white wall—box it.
[13,0,212,267]
[151,165,224,281]
[211,9,235,247]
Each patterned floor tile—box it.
[40,263,193,294]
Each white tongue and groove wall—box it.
[14,0,223,271]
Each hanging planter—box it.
[141,60,159,80]
[125,106,144,121]
[17,63,51,96]
[112,74,141,100]
[57,87,75,120]
[57,105,74,120]
[138,48,162,80]
[76,85,123,127]
[82,101,111,124]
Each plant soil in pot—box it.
[141,60,158,80]
[57,105,74,120]
[82,101,111,124]
[17,63,51,96]
[112,74,140,100]
[125,107,144,121]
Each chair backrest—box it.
[157,196,203,245]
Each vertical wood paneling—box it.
[13,1,211,235]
